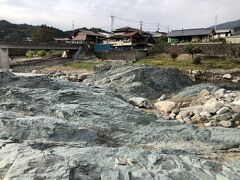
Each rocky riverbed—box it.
[153,85,240,128]
[0,65,240,179]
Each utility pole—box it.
[111,14,115,32]
[72,20,75,39]
[140,21,143,31]
[157,23,160,32]
[215,15,218,31]
[72,20,75,31]
[167,26,170,33]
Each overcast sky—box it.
[0,0,239,32]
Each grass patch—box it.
[136,55,240,70]
[64,61,104,71]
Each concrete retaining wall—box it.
[162,44,240,57]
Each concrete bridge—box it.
[0,42,86,70]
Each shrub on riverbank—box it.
[136,54,240,70]
[26,50,63,58]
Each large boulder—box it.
[1,72,240,179]
[84,63,193,99]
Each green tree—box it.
[155,36,168,45]
[31,25,54,43]
[184,44,202,64]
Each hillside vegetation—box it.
[210,19,240,34]
[0,20,109,42]
[0,20,68,42]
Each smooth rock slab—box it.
[1,142,240,180]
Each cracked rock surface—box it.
[84,63,193,99]
[0,71,240,179]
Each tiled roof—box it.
[122,32,139,37]
[79,30,100,36]
[168,28,214,37]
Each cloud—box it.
[0,0,239,31]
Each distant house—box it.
[234,27,240,35]
[98,32,112,38]
[113,26,141,35]
[150,31,167,43]
[151,31,167,38]
[104,26,152,49]
[167,28,215,43]
[72,30,104,44]
[53,38,71,44]
[226,36,240,44]
[214,29,233,39]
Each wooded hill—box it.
[0,20,109,42]
[210,19,240,34]
[0,20,68,42]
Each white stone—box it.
[231,105,240,113]
[235,96,240,101]
[31,70,37,74]
[204,98,223,114]
[191,113,202,122]
[216,107,230,115]
[205,98,218,105]
[232,101,240,106]
[192,70,201,76]
[183,117,192,124]
[62,51,68,58]
[69,75,78,80]
[180,106,203,115]
[204,122,213,127]
[129,97,153,109]
[155,101,176,113]
[158,95,166,101]
[219,120,232,128]
[200,111,211,119]
[215,89,226,96]
[199,89,210,97]
[169,113,176,120]
[176,114,183,120]
[177,118,185,124]
[148,154,158,164]
[223,74,232,79]
[232,78,240,83]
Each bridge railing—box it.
[0,41,71,45]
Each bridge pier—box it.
[0,48,10,70]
